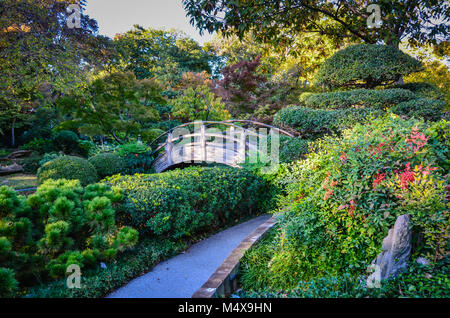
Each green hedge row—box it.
[105,166,271,240]
[273,105,383,138]
[392,98,446,122]
[301,88,416,110]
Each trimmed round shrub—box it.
[314,44,422,89]
[37,156,98,186]
[52,130,80,154]
[392,98,446,122]
[88,153,126,179]
[302,88,416,110]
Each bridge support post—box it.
[200,124,206,162]
[166,132,174,167]
[239,128,246,163]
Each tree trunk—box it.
[11,118,15,147]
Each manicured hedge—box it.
[393,82,444,100]
[392,98,446,122]
[88,153,126,178]
[37,156,98,186]
[273,105,383,138]
[302,88,417,110]
[314,44,422,88]
[105,166,270,239]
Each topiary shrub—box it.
[104,166,270,240]
[314,44,422,89]
[88,153,126,179]
[392,98,446,122]
[273,105,383,138]
[52,130,80,154]
[393,82,444,100]
[37,156,98,186]
[302,88,417,110]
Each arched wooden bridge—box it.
[149,120,294,173]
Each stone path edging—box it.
[191,215,277,298]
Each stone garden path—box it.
[107,214,271,298]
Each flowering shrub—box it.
[241,114,448,290]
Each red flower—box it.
[399,163,415,190]
[372,172,385,188]
[348,200,356,217]
[405,127,429,153]
[324,190,333,201]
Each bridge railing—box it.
[149,120,294,172]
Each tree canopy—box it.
[111,26,216,86]
[183,0,449,48]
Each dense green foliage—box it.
[0,179,138,297]
[26,237,188,298]
[392,98,446,122]
[52,131,79,153]
[238,257,449,298]
[240,115,449,291]
[393,82,445,101]
[113,142,154,174]
[279,137,310,163]
[1,0,448,300]
[183,1,449,48]
[88,153,126,179]
[37,156,98,186]
[314,44,422,88]
[273,105,382,138]
[302,89,417,110]
[105,167,270,239]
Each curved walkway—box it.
[107,214,271,298]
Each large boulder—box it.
[369,214,412,282]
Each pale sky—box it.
[84,0,215,44]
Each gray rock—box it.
[370,214,412,281]
[416,257,430,266]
